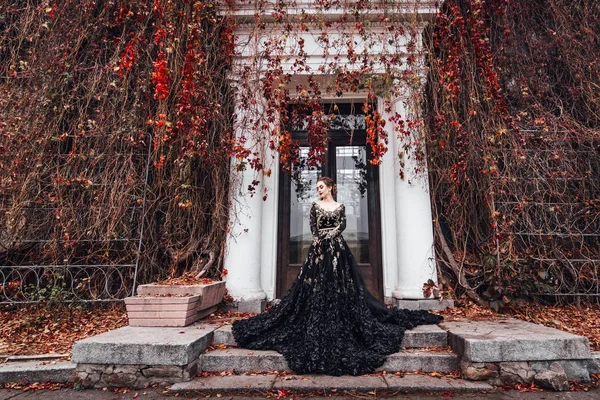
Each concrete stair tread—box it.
[72,322,220,366]
[170,373,492,393]
[203,347,455,356]
[0,360,75,384]
[212,323,448,348]
[441,318,592,363]
[201,348,459,373]
[379,349,459,373]
[205,348,283,356]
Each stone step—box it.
[378,349,459,373]
[202,349,288,373]
[441,318,595,383]
[402,324,449,348]
[441,318,592,363]
[200,348,459,374]
[0,360,75,384]
[72,322,217,366]
[212,324,448,348]
[170,373,492,394]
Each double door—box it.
[276,103,384,301]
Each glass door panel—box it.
[289,147,322,265]
[335,146,369,264]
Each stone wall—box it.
[460,359,592,391]
[75,360,200,389]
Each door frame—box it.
[275,103,384,301]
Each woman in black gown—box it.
[232,176,442,376]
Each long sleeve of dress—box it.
[310,203,319,243]
[324,205,347,239]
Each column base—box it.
[225,285,267,301]
[223,299,267,313]
[393,298,454,311]
[392,288,430,300]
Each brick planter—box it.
[125,281,226,327]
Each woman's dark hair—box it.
[317,176,337,196]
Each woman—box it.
[232,176,442,376]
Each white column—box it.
[384,96,438,300]
[223,96,267,302]
[378,97,399,300]
[260,146,280,300]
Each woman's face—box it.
[316,180,331,199]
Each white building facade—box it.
[222,1,442,311]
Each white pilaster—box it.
[383,97,438,300]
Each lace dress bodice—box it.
[310,202,346,241]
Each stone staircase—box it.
[68,317,600,392]
[71,322,462,389]
[205,324,458,374]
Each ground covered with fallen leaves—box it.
[1,299,599,357]
[0,302,128,356]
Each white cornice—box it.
[219,1,439,23]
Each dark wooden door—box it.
[276,103,384,301]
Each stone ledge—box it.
[211,324,448,349]
[0,360,75,384]
[442,318,591,363]
[72,323,217,366]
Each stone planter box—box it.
[137,281,225,311]
[125,281,226,327]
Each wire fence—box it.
[0,133,152,304]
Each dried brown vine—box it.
[0,0,235,298]
[425,0,600,309]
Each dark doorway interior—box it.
[276,103,384,301]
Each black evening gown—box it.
[231,202,443,376]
